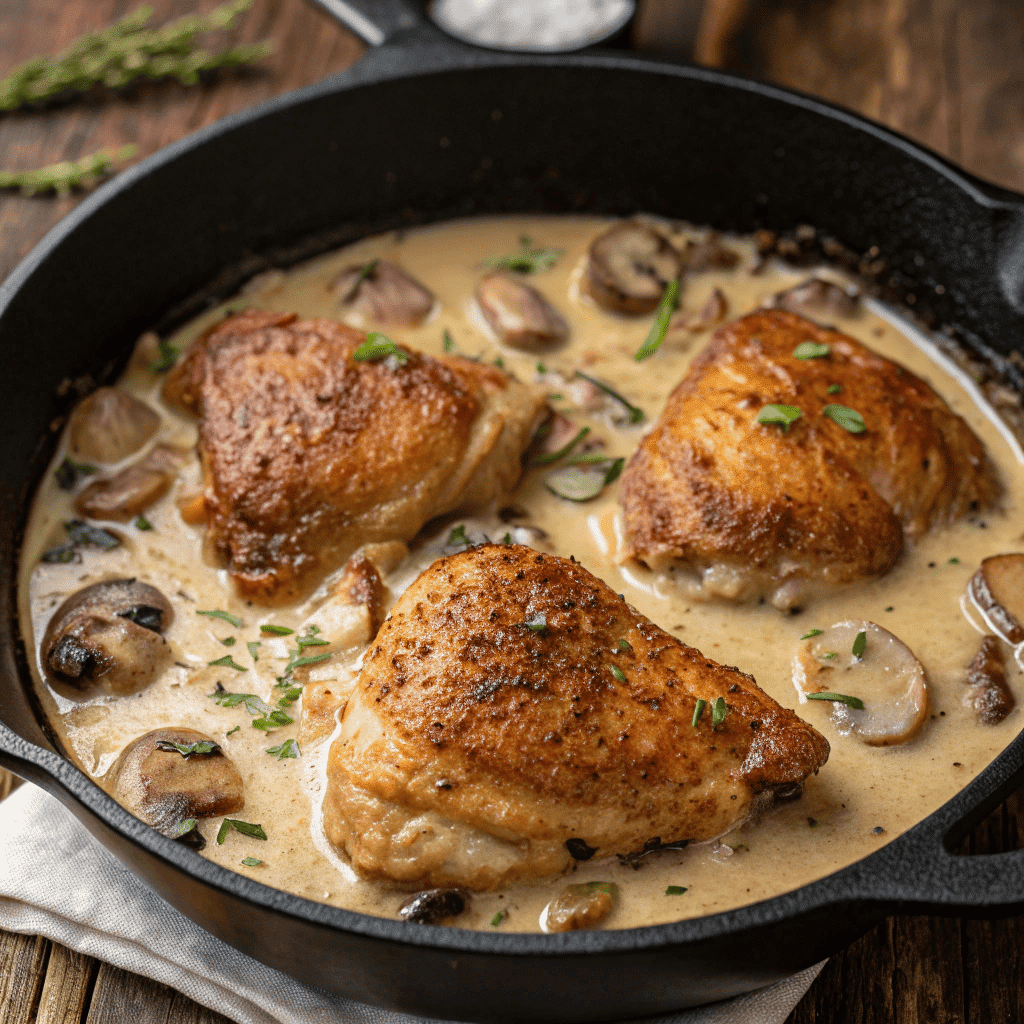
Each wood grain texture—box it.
[0,930,49,1024]
[36,946,99,1024]
[85,961,231,1024]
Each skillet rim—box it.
[3,44,1024,960]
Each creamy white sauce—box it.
[19,215,1024,933]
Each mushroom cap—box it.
[585,221,683,315]
[69,387,160,464]
[476,270,569,351]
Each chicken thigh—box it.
[164,310,544,604]
[621,310,999,609]
[322,544,829,890]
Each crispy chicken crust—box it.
[323,544,829,889]
[164,311,543,604]
[621,310,1000,607]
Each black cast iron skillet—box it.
[3,3,1024,1020]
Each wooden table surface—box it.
[2,1,1024,1021]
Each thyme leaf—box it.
[634,278,681,361]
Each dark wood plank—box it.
[36,944,100,1024]
[0,929,50,1024]
[85,960,233,1024]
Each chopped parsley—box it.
[634,278,681,361]
[501,532,512,545]
[711,696,727,728]
[447,524,470,549]
[54,456,97,490]
[64,519,119,550]
[266,739,299,760]
[949,556,960,564]
[756,404,802,431]
[296,634,330,649]
[134,514,153,531]
[618,639,632,651]
[197,609,244,628]
[827,383,842,394]
[806,691,865,710]
[824,652,838,660]
[168,818,199,840]
[483,235,562,274]
[852,630,867,660]
[692,699,706,727]
[801,629,824,640]
[793,341,830,359]
[574,371,645,424]
[823,403,866,433]
[530,425,590,466]
[525,614,547,633]
[41,544,79,564]
[151,337,180,373]
[352,332,409,367]
[608,664,626,683]
[491,910,508,927]
[665,885,689,896]
[216,818,268,845]
[220,636,237,647]
[156,739,220,758]
[241,857,263,867]
[208,654,247,672]
[247,641,261,661]
[442,328,456,353]
[225,726,240,736]
[276,686,303,709]
[287,652,331,670]
[260,623,293,636]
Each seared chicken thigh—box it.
[164,311,543,604]
[621,310,999,608]
[323,544,829,890]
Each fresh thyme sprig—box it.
[0,145,137,196]
[0,1,272,113]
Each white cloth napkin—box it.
[0,784,823,1024]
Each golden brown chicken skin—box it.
[164,310,543,605]
[621,310,1000,609]
[322,544,829,890]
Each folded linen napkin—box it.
[0,784,823,1024]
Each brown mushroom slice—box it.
[969,554,1024,645]
[767,278,860,321]
[965,635,1015,724]
[541,881,619,933]
[685,233,740,273]
[398,888,469,925]
[584,222,684,315]
[792,620,928,746]
[476,270,569,351]
[69,387,161,464]
[74,445,186,522]
[108,727,244,836]
[42,579,174,695]
[333,259,435,327]
[666,288,729,338]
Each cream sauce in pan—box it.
[19,215,1024,932]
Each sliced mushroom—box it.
[332,553,387,634]
[476,271,569,351]
[541,881,618,933]
[398,888,468,925]
[766,278,860,322]
[108,726,244,836]
[527,412,585,463]
[333,259,435,327]
[69,388,161,464]
[685,233,740,273]
[42,579,174,695]
[969,554,1024,645]
[666,288,729,337]
[585,222,684,315]
[965,635,1015,724]
[74,445,186,523]
[792,620,928,746]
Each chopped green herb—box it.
[210,691,264,713]
[806,691,865,710]
[525,614,547,633]
[296,635,330,649]
[266,738,299,760]
[756,404,802,431]
[491,910,508,927]
[447,524,470,549]
[241,856,262,866]
[618,639,632,651]
[544,457,624,502]
[216,818,267,845]
[536,362,547,373]
[574,371,645,424]
[442,328,456,353]
[64,519,119,550]
[711,696,727,728]
[793,341,830,359]
[220,636,237,647]
[609,664,626,683]
[634,278,681,361]
[156,739,219,758]
[342,259,379,302]
[548,392,565,401]
[307,625,322,635]
[197,609,244,628]
[827,383,842,394]
[168,818,199,840]
[885,606,894,612]
[287,652,331,671]
[483,235,562,274]
[247,641,261,661]
[665,885,688,896]
[502,532,512,545]
[494,356,505,369]
[824,652,838,660]
[352,332,409,367]
[692,699,707,727]
[208,654,247,672]
[276,686,303,709]
[134,514,153,531]
[581,881,618,900]
[852,630,867,660]
[41,544,79,564]
[801,629,824,640]
[151,337,179,373]
[251,709,293,731]
[531,425,590,466]
[823,403,866,433]
[949,557,960,564]
[225,725,240,736]
[54,456,97,490]
[260,623,293,636]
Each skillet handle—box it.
[305,0,429,46]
